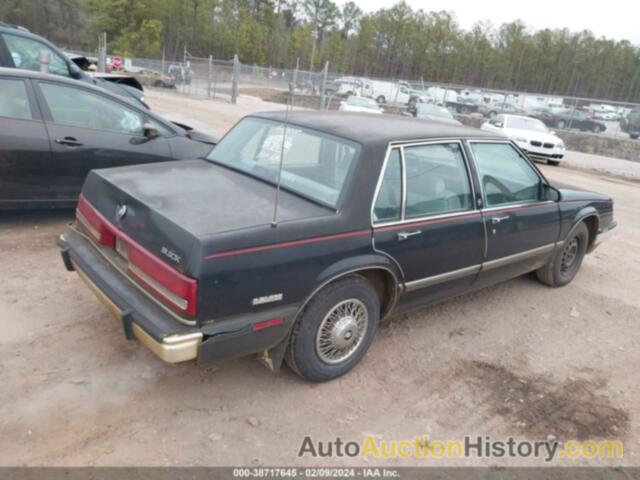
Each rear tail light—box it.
[77,196,115,246]
[76,195,198,317]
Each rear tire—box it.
[286,275,380,382]
[592,124,603,133]
[557,120,566,129]
[376,95,386,105]
[536,223,589,287]
[547,160,560,166]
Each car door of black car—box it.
[372,141,485,312]
[468,141,560,288]
[0,76,53,208]
[33,80,173,201]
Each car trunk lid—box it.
[80,159,329,275]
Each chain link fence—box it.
[66,49,640,142]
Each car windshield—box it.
[207,118,360,208]
[417,104,452,119]
[346,96,377,108]
[506,116,548,132]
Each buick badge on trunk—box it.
[57,112,616,381]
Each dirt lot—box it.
[0,90,638,467]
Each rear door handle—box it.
[491,215,510,224]
[55,137,83,147]
[397,230,422,241]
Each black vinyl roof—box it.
[251,110,502,145]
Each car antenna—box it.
[271,78,293,228]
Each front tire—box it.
[536,222,589,287]
[547,159,561,166]
[286,275,380,382]
[557,120,567,129]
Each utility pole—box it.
[320,61,328,110]
[309,30,318,71]
[97,32,107,73]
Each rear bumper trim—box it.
[59,227,297,365]
[72,256,202,363]
[132,323,202,363]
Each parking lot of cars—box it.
[1,89,638,466]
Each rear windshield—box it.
[207,118,360,208]
[417,104,452,119]
[506,116,548,132]
[347,96,377,108]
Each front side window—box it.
[404,143,473,218]
[207,118,360,208]
[40,83,144,135]
[0,79,32,120]
[3,34,69,77]
[470,143,541,207]
[373,149,402,222]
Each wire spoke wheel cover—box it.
[316,299,369,364]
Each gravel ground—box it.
[0,90,638,467]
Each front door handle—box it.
[55,137,83,147]
[397,230,422,241]
[491,215,510,225]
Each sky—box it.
[345,0,640,45]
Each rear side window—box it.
[404,143,473,218]
[0,79,32,120]
[470,143,541,207]
[39,83,144,135]
[373,149,402,222]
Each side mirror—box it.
[68,63,83,79]
[143,123,159,140]
[542,183,561,202]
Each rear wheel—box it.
[592,124,603,133]
[536,222,589,287]
[376,95,386,105]
[557,120,566,129]
[488,110,497,119]
[547,159,561,166]
[286,275,380,382]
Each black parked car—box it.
[0,24,147,108]
[58,112,616,381]
[0,68,218,210]
[539,109,606,133]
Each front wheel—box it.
[547,159,561,166]
[286,275,380,382]
[557,120,566,129]
[536,222,589,287]
[592,124,603,133]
